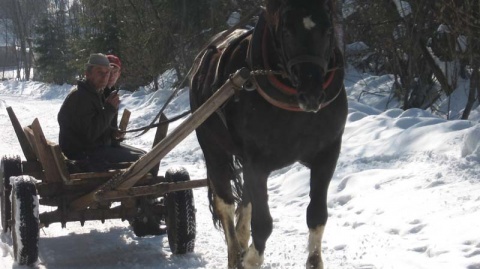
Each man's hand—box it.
[105,91,120,109]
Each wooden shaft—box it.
[95,179,207,201]
[39,206,138,227]
[6,106,36,161]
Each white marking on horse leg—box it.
[242,243,264,269]
[215,196,242,268]
[306,226,325,269]
[236,202,252,250]
[303,16,316,30]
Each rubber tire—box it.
[1,156,22,233]
[11,176,39,266]
[165,167,196,254]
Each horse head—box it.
[266,0,338,112]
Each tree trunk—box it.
[11,0,30,80]
[461,67,478,120]
[417,37,453,96]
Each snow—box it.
[1,68,34,81]
[227,12,241,27]
[1,67,480,269]
[342,0,357,19]
[392,0,412,18]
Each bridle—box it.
[272,4,336,88]
[248,5,343,112]
[261,22,337,95]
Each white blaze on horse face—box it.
[303,16,316,30]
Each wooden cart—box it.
[0,68,250,266]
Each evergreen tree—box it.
[34,14,76,84]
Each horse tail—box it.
[207,155,243,229]
[231,156,243,204]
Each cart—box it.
[0,68,250,265]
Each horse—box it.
[189,0,347,268]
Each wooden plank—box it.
[69,68,250,210]
[149,113,169,177]
[49,144,71,183]
[6,107,36,161]
[119,109,131,131]
[95,179,207,202]
[30,119,62,183]
[23,126,38,157]
[69,171,123,180]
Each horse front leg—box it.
[305,139,342,269]
[241,167,272,269]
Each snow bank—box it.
[461,124,480,159]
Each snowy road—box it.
[1,78,480,268]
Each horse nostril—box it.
[297,91,326,112]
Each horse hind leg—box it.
[218,179,252,268]
[236,198,252,251]
[206,158,244,268]
[214,195,244,268]
[195,118,245,268]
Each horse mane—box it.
[330,0,345,53]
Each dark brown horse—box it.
[189,0,347,268]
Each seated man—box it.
[58,53,145,172]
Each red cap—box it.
[107,54,121,69]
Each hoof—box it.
[241,245,263,269]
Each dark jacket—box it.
[58,80,117,159]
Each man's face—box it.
[86,65,111,90]
[107,66,121,88]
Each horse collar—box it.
[248,10,341,112]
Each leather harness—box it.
[247,10,343,112]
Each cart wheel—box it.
[11,176,39,266]
[129,198,166,237]
[1,156,22,233]
[165,167,196,254]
